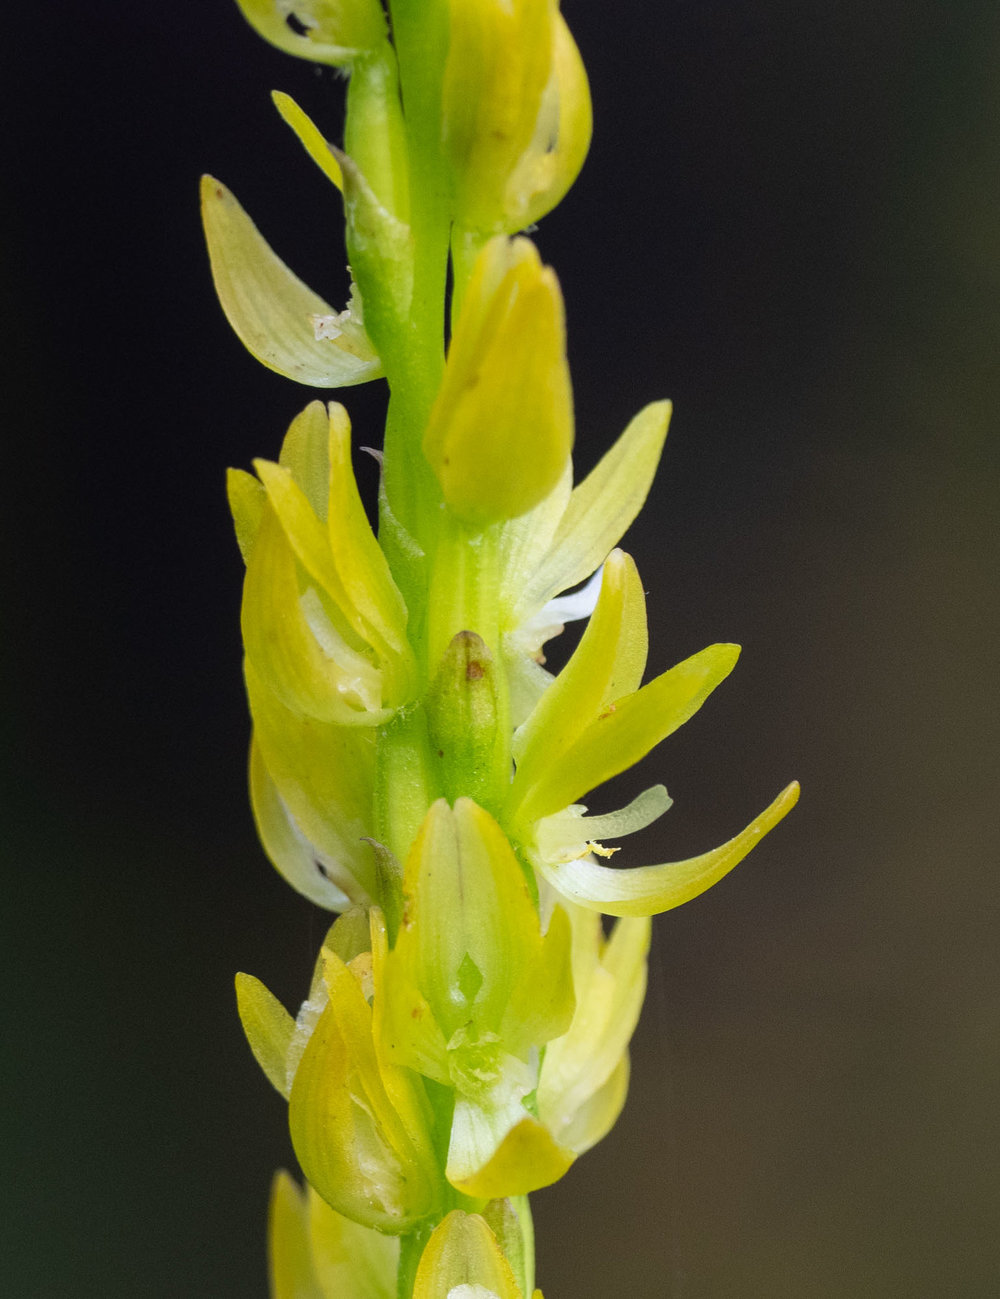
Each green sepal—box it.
[481,1197,535,1299]
[426,631,505,812]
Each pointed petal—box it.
[268,1171,325,1299]
[552,1052,630,1157]
[517,642,740,823]
[536,782,801,916]
[480,1198,534,1299]
[201,176,382,387]
[513,400,670,624]
[242,499,386,724]
[510,551,648,785]
[279,399,333,520]
[272,91,344,191]
[235,972,296,1098]
[227,467,265,565]
[413,1212,522,1299]
[325,403,412,676]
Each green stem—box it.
[396,1224,432,1299]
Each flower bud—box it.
[423,237,573,527]
[289,941,441,1233]
[426,631,506,811]
[413,1211,525,1299]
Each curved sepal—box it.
[201,176,382,387]
[513,640,742,824]
[536,781,801,917]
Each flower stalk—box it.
[203,1,798,1294]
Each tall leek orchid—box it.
[204,0,798,1293]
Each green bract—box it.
[207,1,798,1294]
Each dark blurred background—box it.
[2,1,997,1295]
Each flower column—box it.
[202,2,798,1295]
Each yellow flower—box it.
[235,909,443,1233]
[229,401,414,909]
[377,799,575,1198]
[506,548,799,916]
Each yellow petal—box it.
[227,467,265,565]
[201,176,382,387]
[536,782,801,917]
[247,664,378,903]
[516,642,741,824]
[325,402,412,679]
[510,401,670,625]
[510,550,647,782]
[536,906,649,1153]
[272,91,344,192]
[242,499,386,724]
[449,1115,574,1200]
[235,972,296,1098]
[508,13,593,231]
[442,0,555,232]
[413,1211,522,1299]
